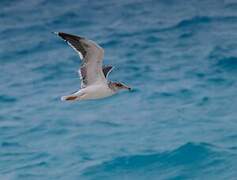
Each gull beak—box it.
[123,85,132,91]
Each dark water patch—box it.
[7,161,49,175]
[207,46,237,73]
[0,12,7,18]
[216,57,237,72]
[0,152,41,159]
[157,16,212,33]
[164,142,216,164]
[0,95,17,103]
[159,16,237,32]
[197,96,210,106]
[46,128,69,136]
[175,89,194,99]
[28,152,50,161]
[194,72,206,79]
[125,51,136,58]
[1,142,21,148]
[222,134,237,149]
[175,16,211,28]
[145,35,161,43]
[150,92,174,100]
[108,143,214,167]
[229,146,237,151]
[208,45,231,60]
[225,2,237,9]
[159,92,174,97]
[207,77,225,83]
[206,77,233,87]
[0,0,17,8]
[95,121,121,128]
[179,32,193,39]
[82,142,226,179]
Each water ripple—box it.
[82,142,236,179]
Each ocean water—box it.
[1,0,237,179]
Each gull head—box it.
[110,82,131,92]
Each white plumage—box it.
[54,32,131,101]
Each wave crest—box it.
[81,142,226,179]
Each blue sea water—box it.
[1,0,237,179]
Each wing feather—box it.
[102,65,113,78]
[55,32,106,88]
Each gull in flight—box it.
[54,32,131,101]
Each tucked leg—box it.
[61,91,86,101]
[61,95,78,101]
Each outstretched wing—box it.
[55,32,106,88]
[102,65,113,78]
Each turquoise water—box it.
[1,0,237,179]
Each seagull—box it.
[54,32,131,101]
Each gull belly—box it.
[79,84,115,100]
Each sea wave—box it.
[81,142,236,179]
[159,16,237,32]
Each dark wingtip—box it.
[52,32,86,42]
[52,32,66,38]
[52,32,68,41]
